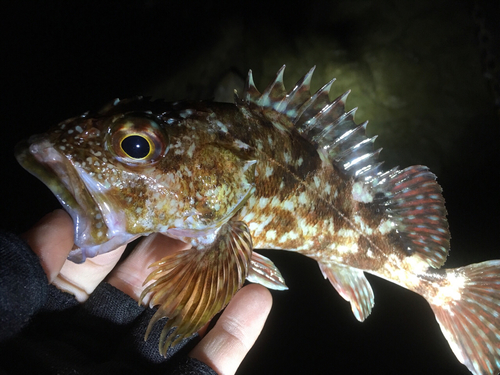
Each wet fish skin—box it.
[15,66,500,374]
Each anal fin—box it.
[140,221,253,355]
[247,251,288,290]
[319,262,374,322]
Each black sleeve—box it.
[0,231,217,375]
[0,231,49,342]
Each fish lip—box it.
[15,136,105,262]
[16,137,88,219]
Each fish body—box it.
[16,66,500,375]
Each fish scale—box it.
[16,65,500,375]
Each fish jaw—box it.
[15,136,136,263]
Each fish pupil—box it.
[121,135,150,159]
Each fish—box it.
[15,65,500,375]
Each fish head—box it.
[16,98,256,262]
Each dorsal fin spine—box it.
[295,78,337,129]
[277,66,316,115]
[239,66,383,180]
[244,70,260,102]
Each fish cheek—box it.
[185,145,256,227]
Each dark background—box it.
[1,1,499,374]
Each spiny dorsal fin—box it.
[235,66,381,180]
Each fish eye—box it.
[120,134,152,159]
[106,115,168,166]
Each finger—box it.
[189,284,272,375]
[106,233,191,301]
[53,244,126,302]
[23,209,127,302]
[23,209,74,282]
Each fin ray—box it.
[140,221,253,355]
[319,262,374,322]
[247,251,288,290]
[364,165,450,268]
[428,261,500,375]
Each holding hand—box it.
[23,209,272,375]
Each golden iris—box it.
[106,116,168,166]
[120,134,153,159]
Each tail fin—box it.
[428,260,500,375]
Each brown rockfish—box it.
[16,66,500,375]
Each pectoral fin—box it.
[319,262,374,322]
[140,221,253,355]
[247,251,288,290]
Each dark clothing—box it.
[0,231,216,375]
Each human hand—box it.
[24,209,272,375]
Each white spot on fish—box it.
[187,143,196,158]
[249,222,259,231]
[250,214,274,237]
[282,200,295,211]
[351,181,373,203]
[314,176,321,188]
[266,230,277,241]
[243,212,255,222]
[297,157,303,166]
[265,165,274,177]
[234,139,250,149]
[354,215,373,235]
[430,272,465,307]
[338,228,355,237]
[270,196,280,208]
[258,197,269,209]
[378,219,394,234]
[215,120,228,133]
[298,192,308,205]
[278,233,288,243]
[75,125,83,133]
[283,151,292,164]
[179,109,194,118]
[338,245,351,254]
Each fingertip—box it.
[190,284,273,375]
[236,284,273,313]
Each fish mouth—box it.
[15,136,133,263]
